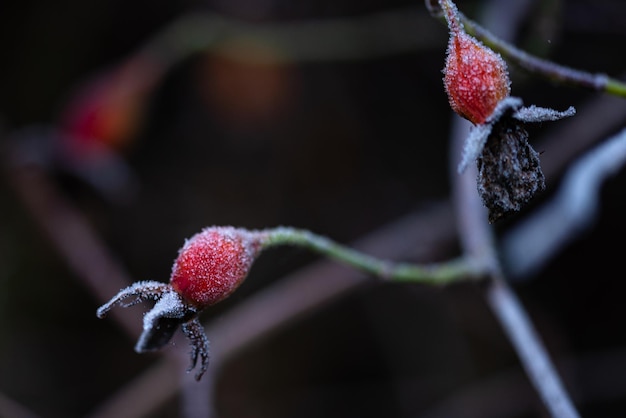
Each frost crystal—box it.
[136,290,190,353]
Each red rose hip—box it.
[170,226,262,308]
[440,0,511,124]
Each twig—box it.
[260,226,482,284]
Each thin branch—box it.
[260,226,482,285]
[503,126,626,278]
[141,6,444,66]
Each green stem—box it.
[605,77,626,97]
[259,227,483,285]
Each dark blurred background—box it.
[2,0,626,417]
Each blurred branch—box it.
[0,392,41,418]
[451,115,580,418]
[422,345,626,418]
[503,126,626,278]
[141,6,444,65]
[498,92,626,281]
[4,163,141,338]
[535,92,626,182]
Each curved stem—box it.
[259,226,482,285]
[438,0,462,35]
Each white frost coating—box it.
[513,105,576,123]
[144,290,187,323]
[173,226,258,274]
[457,96,522,173]
[503,126,626,279]
[458,123,493,173]
[135,290,188,352]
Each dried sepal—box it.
[96,280,170,318]
[458,97,575,173]
[135,290,195,353]
[182,318,210,379]
[513,105,576,123]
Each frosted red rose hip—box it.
[441,0,511,124]
[170,226,262,308]
[444,32,510,124]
